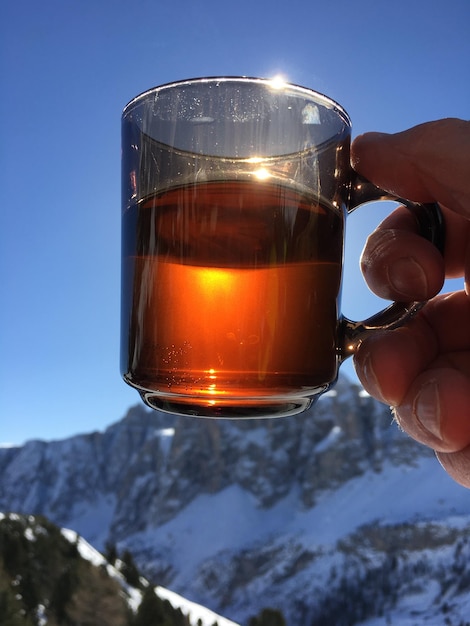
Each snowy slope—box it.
[60,526,241,626]
[122,455,470,623]
[0,511,240,626]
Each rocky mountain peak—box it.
[1,375,467,624]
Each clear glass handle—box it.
[340,173,446,359]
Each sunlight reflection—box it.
[269,75,287,90]
[253,168,270,180]
[196,268,235,297]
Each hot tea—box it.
[122,179,343,415]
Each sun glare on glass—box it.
[270,75,287,90]
[253,168,271,180]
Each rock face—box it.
[0,378,417,537]
[1,375,469,625]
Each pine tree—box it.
[133,587,177,626]
[18,569,40,617]
[121,549,142,589]
[105,541,118,565]
[0,589,34,626]
[248,608,286,626]
[50,564,78,623]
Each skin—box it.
[350,118,470,488]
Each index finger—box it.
[351,118,470,219]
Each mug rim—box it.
[122,76,352,127]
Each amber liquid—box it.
[122,180,343,417]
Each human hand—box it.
[351,118,470,488]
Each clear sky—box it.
[1,0,469,445]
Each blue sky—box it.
[1,0,469,445]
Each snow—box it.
[125,586,144,613]
[356,579,470,626]
[127,484,301,575]
[127,455,469,583]
[59,526,237,624]
[61,528,106,567]
[240,425,272,446]
[24,527,36,541]
[313,425,342,453]
[67,495,116,549]
[155,586,240,626]
[294,455,470,545]
[119,452,470,625]
[60,529,146,611]
[1,512,21,522]
[157,427,175,459]
[35,604,47,626]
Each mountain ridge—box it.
[1,375,469,624]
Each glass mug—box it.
[121,77,444,418]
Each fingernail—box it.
[388,257,428,299]
[413,381,442,440]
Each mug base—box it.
[138,389,327,419]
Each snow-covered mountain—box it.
[1,375,469,624]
